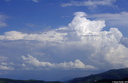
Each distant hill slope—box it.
[1,68,128,83]
[94,77,128,83]
[0,78,62,83]
[67,68,128,83]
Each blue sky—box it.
[0,0,128,81]
[0,0,128,36]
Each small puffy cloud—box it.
[22,55,95,70]
[0,56,14,70]
[57,59,95,69]
[0,31,27,40]
[61,0,116,8]
[22,55,54,67]
[0,65,14,70]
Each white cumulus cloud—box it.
[0,11,128,80]
[68,12,105,35]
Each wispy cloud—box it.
[26,23,39,28]
[0,14,8,28]
[4,0,40,3]
[32,0,39,3]
[4,0,11,2]
[61,0,116,8]
[88,11,128,27]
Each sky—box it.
[0,0,128,81]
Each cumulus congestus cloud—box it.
[0,12,128,80]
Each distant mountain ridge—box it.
[95,78,128,83]
[67,68,128,83]
[0,78,62,83]
[1,68,128,83]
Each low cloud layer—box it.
[0,11,128,80]
[22,55,95,70]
